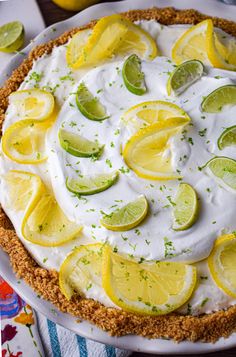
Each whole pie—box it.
[1,6,236,343]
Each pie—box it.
[1,7,236,342]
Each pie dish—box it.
[1,0,236,348]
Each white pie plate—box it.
[1,0,236,353]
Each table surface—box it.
[35,1,236,356]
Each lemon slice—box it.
[58,128,103,158]
[204,156,236,193]
[76,82,109,121]
[208,234,236,297]
[3,170,44,212]
[172,19,236,71]
[3,170,82,246]
[0,21,24,53]
[123,117,189,180]
[201,85,236,113]
[121,101,189,130]
[22,191,82,246]
[66,29,91,69]
[9,89,55,121]
[172,183,199,231]
[66,171,118,196]
[100,195,148,231]
[2,119,48,164]
[67,14,158,69]
[122,54,147,95]
[102,245,197,315]
[167,60,204,96]
[59,243,103,300]
[218,125,236,150]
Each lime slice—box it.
[66,172,119,195]
[167,60,204,96]
[59,243,103,300]
[102,245,197,315]
[218,125,236,150]
[122,54,147,95]
[58,128,103,158]
[204,156,236,192]
[0,21,24,53]
[100,195,148,231]
[201,85,236,113]
[172,183,199,231]
[76,83,109,121]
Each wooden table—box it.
[36,1,236,356]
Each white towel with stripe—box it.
[36,312,132,357]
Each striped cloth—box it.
[36,312,131,357]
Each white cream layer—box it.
[1,20,236,314]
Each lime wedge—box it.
[76,82,109,121]
[66,172,119,195]
[201,85,236,113]
[167,60,204,96]
[172,183,199,231]
[218,125,236,150]
[122,54,147,95]
[58,128,103,158]
[100,195,148,231]
[204,156,236,192]
[0,21,24,53]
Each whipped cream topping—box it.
[1,21,236,314]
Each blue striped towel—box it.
[36,312,131,357]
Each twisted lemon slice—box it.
[67,14,158,69]
[172,19,236,71]
[2,89,56,164]
[3,170,44,212]
[208,234,236,298]
[59,243,103,300]
[121,101,189,131]
[102,246,197,315]
[9,89,55,121]
[3,171,82,246]
[123,117,189,180]
[2,119,48,164]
